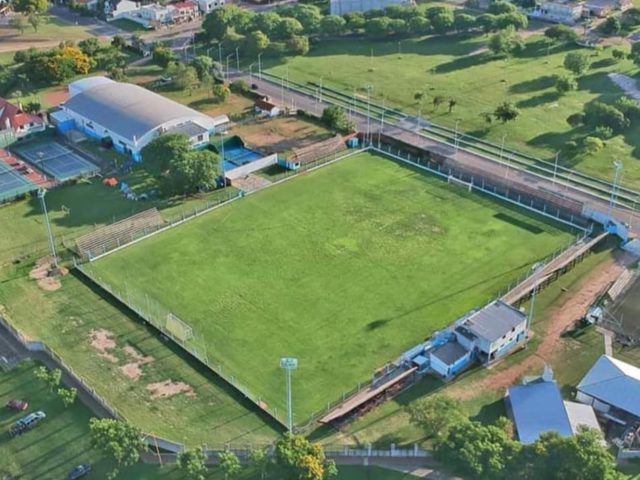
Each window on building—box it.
[197,134,204,142]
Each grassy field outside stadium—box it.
[90,151,575,423]
[265,35,640,189]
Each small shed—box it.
[255,98,280,118]
[429,341,473,378]
[49,110,75,133]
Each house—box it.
[576,355,640,425]
[584,0,632,17]
[196,0,225,14]
[329,0,413,16]
[136,3,175,26]
[529,0,584,24]
[61,77,217,161]
[428,340,473,378]
[455,300,527,364]
[104,0,139,19]
[0,97,45,139]
[507,368,601,444]
[255,98,281,118]
[172,0,199,22]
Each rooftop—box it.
[461,300,526,343]
[430,341,468,366]
[0,97,43,130]
[577,355,640,418]
[166,121,208,138]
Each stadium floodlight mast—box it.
[280,357,298,433]
[365,84,373,145]
[258,53,263,80]
[38,189,58,269]
[526,262,545,346]
[607,160,623,219]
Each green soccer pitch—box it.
[90,151,575,423]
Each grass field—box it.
[89,151,574,423]
[266,35,640,189]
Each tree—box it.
[432,94,445,111]
[27,13,41,32]
[321,105,354,134]
[325,459,339,479]
[448,98,457,113]
[623,7,640,27]
[494,101,520,122]
[190,55,214,81]
[24,101,41,114]
[253,12,282,37]
[98,48,128,71]
[34,366,63,392]
[563,51,590,76]
[177,447,208,480]
[454,13,476,33]
[615,96,640,123]
[275,17,304,40]
[111,35,126,49]
[544,24,579,43]
[436,420,520,479]
[281,4,323,33]
[414,91,425,102]
[211,84,231,102]
[584,101,629,132]
[89,418,145,477]
[218,450,242,480]
[287,35,310,55]
[566,112,585,127]
[481,111,494,124]
[78,37,101,57]
[319,15,346,36]
[555,75,578,94]
[488,27,523,56]
[408,396,466,441]
[203,5,241,40]
[364,16,392,37]
[170,64,200,93]
[496,12,528,30]
[152,45,176,68]
[142,133,192,172]
[344,11,366,30]
[9,16,29,35]
[408,16,431,34]
[57,387,77,408]
[632,41,640,67]
[488,0,517,14]
[476,13,498,34]
[427,8,455,33]
[230,79,250,94]
[601,16,621,35]
[274,434,327,480]
[12,0,49,14]
[388,18,408,34]
[249,448,270,480]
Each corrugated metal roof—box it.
[63,78,215,143]
[462,300,526,343]
[508,380,573,444]
[430,341,468,365]
[577,355,640,418]
[68,76,115,96]
[564,401,601,434]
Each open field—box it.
[0,15,94,53]
[90,151,574,422]
[266,35,640,188]
[0,262,279,445]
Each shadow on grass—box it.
[509,75,557,94]
[433,51,494,74]
[493,213,545,234]
[471,398,507,424]
[515,91,560,109]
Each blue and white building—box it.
[58,77,219,161]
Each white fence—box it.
[226,153,278,180]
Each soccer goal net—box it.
[165,313,193,342]
[447,175,473,192]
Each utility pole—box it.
[235,46,240,72]
[280,357,298,433]
[552,152,560,186]
[258,53,263,80]
[378,97,385,149]
[38,189,58,269]
[365,84,373,145]
[526,262,544,347]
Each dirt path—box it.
[451,252,637,399]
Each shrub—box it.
[582,136,604,154]
[594,125,614,140]
[230,79,250,94]
[566,112,585,127]
[555,75,577,94]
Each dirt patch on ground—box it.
[43,88,69,108]
[120,345,155,381]
[89,328,118,363]
[231,117,331,153]
[29,257,69,291]
[451,252,637,400]
[147,380,196,399]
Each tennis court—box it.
[0,154,37,203]
[15,141,100,182]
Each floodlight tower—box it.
[607,160,623,219]
[38,189,58,269]
[526,262,545,346]
[280,357,298,433]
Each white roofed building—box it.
[61,76,217,161]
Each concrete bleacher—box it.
[75,208,164,259]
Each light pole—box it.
[552,151,560,186]
[218,43,223,72]
[225,53,233,83]
[526,262,545,347]
[608,160,623,219]
[219,129,226,190]
[235,46,240,72]
[258,53,263,80]
[38,189,58,269]
[319,77,323,104]
[365,84,373,145]
[378,96,385,149]
[453,120,460,159]
[248,62,255,80]
[280,357,298,433]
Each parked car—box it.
[10,411,45,437]
[5,399,28,411]
[68,464,92,480]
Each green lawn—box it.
[89,151,574,423]
[0,263,279,446]
[266,35,640,189]
[0,14,94,44]
[0,359,189,478]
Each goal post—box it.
[165,313,193,342]
[447,175,473,192]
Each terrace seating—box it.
[75,208,164,259]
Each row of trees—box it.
[141,134,221,195]
[409,396,625,480]
[34,365,78,408]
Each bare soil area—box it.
[29,257,68,291]
[147,380,196,399]
[231,117,332,154]
[89,328,118,363]
[120,345,154,381]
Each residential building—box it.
[60,77,217,161]
[428,340,473,378]
[330,0,413,16]
[0,97,45,140]
[529,0,584,24]
[104,0,138,19]
[255,98,281,118]
[197,0,225,14]
[585,0,632,17]
[507,368,601,444]
[172,0,199,22]
[576,355,640,424]
[454,300,528,364]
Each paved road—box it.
[235,71,640,230]
[50,5,122,38]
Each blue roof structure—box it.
[508,380,573,444]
